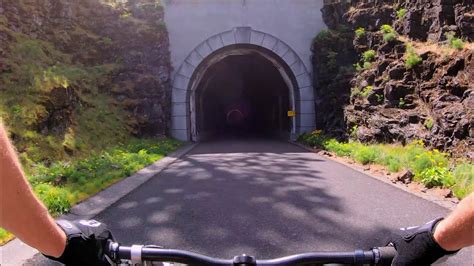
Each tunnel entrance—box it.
[193,53,291,140]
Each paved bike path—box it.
[28,139,472,265]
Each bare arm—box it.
[0,123,66,257]
[434,192,474,251]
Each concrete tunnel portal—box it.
[193,46,292,140]
[170,28,316,142]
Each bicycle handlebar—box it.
[106,241,397,265]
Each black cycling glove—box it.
[388,218,458,266]
[43,219,115,266]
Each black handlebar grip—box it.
[377,246,397,265]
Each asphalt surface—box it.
[28,139,472,265]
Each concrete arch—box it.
[171,27,315,141]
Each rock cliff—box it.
[314,0,473,158]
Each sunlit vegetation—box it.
[396,8,407,20]
[363,50,376,62]
[355,27,366,37]
[445,31,465,50]
[380,24,397,42]
[298,131,473,199]
[0,139,182,244]
[405,44,423,69]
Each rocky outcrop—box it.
[315,0,473,158]
[311,28,357,136]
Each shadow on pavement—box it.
[94,139,393,259]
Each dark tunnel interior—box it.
[195,54,291,140]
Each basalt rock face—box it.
[0,0,171,137]
[316,0,473,158]
[394,0,474,42]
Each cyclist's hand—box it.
[388,218,457,266]
[43,219,115,266]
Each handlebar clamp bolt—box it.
[233,254,256,265]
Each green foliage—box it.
[120,11,132,18]
[325,139,359,157]
[383,32,397,42]
[380,24,397,42]
[452,163,474,198]
[0,228,12,245]
[297,136,471,198]
[418,167,455,188]
[297,130,327,148]
[314,29,332,42]
[383,155,403,172]
[353,146,381,165]
[354,63,363,72]
[34,184,71,215]
[409,147,449,176]
[355,27,366,37]
[28,139,182,214]
[405,45,422,69]
[102,37,113,45]
[424,118,434,130]
[380,24,395,34]
[351,87,361,98]
[350,125,359,138]
[361,86,373,98]
[363,50,376,62]
[375,94,384,103]
[445,31,464,50]
[363,61,373,70]
[396,8,408,20]
[398,98,406,108]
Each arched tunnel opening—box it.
[194,53,292,140]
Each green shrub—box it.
[298,136,472,199]
[314,29,332,42]
[354,63,363,72]
[34,184,71,215]
[452,163,474,198]
[363,61,373,69]
[297,130,328,148]
[353,146,381,165]
[351,87,361,98]
[355,27,366,37]
[363,50,376,62]
[361,86,373,98]
[375,94,384,103]
[398,98,406,108]
[384,155,403,172]
[380,24,395,34]
[350,125,359,138]
[445,31,464,50]
[324,139,357,157]
[102,37,113,45]
[25,139,182,215]
[424,118,434,130]
[418,166,455,188]
[396,8,408,20]
[405,45,422,69]
[380,25,397,42]
[383,32,397,42]
[410,149,449,176]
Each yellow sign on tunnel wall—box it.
[288,111,296,117]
